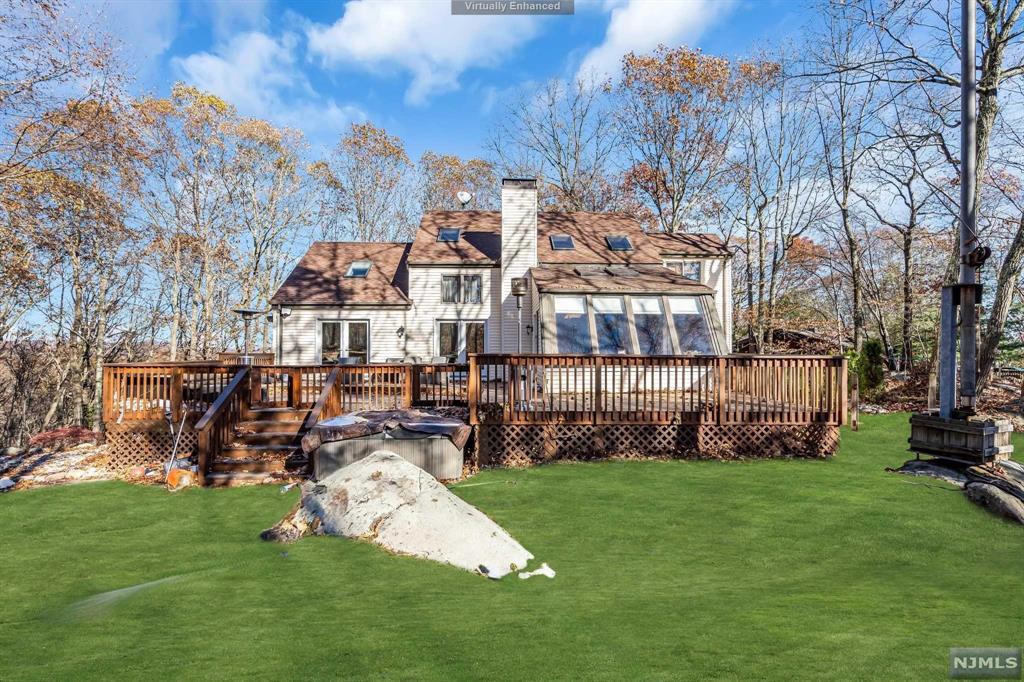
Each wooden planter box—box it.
[908,411,1014,464]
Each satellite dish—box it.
[456,191,472,208]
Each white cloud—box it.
[306,0,542,105]
[578,0,736,82]
[93,0,181,78]
[198,0,268,39]
[172,31,363,147]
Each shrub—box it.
[858,339,886,395]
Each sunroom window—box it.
[554,296,592,354]
[631,297,671,355]
[345,260,371,278]
[669,297,714,353]
[437,227,461,242]
[593,297,632,354]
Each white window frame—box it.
[345,260,372,278]
[665,259,702,281]
[317,318,371,364]
[435,319,487,361]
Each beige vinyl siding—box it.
[405,265,501,360]
[277,305,409,364]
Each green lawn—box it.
[1,413,1022,681]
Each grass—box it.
[1,413,1022,681]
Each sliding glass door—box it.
[437,320,486,362]
[320,320,369,364]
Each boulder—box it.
[262,451,533,578]
[889,459,967,487]
[964,482,1024,524]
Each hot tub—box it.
[307,412,467,481]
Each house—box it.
[269,179,733,364]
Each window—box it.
[437,320,485,361]
[320,320,369,364]
[463,274,482,303]
[593,297,633,354]
[606,235,633,251]
[550,234,575,250]
[669,297,714,354]
[437,227,461,242]
[345,260,371,278]
[438,322,459,361]
[441,275,460,303]
[554,296,592,354]
[631,297,670,355]
[441,274,482,303]
[667,260,701,281]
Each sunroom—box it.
[530,265,728,355]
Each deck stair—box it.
[205,406,310,487]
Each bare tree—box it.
[488,78,620,211]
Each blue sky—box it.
[97,0,807,160]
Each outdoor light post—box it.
[511,277,527,354]
[232,307,266,364]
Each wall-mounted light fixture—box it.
[396,326,405,338]
[525,324,533,336]
[280,307,292,318]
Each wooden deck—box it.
[101,353,848,481]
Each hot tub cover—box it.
[302,409,471,454]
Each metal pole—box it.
[959,0,978,410]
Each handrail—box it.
[303,366,342,432]
[195,367,251,483]
[195,367,251,431]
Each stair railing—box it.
[302,366,342,433]
[195,367,251,484]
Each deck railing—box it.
[467,354,847,426]
[102,355,847,431]
[195,368,250,483]
[102,363,235,424]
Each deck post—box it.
[289,368,302,408]
[468,355,479,424]
[170,367,184,424]
[715,357,726,425]
[593,355,603,426]
[409,364,421,407]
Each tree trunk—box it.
[977,212,1024,393]
[901,225,914,371]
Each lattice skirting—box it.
[477,423,838,468]
[105,423,198,471]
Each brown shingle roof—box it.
[409,211,502,265]
[646,232,731,258]
[270,242,411,306]
[537,212,665,265]
[530,265,715,295]
[409,211,729,266]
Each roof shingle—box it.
[270,242,411,306]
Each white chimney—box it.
[500,178,538,353]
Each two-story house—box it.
[269,179,733,364]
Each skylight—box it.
[606,235,633,251]
[550,234,575,250]
[437,227,461,242]
[345,260,371,278]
